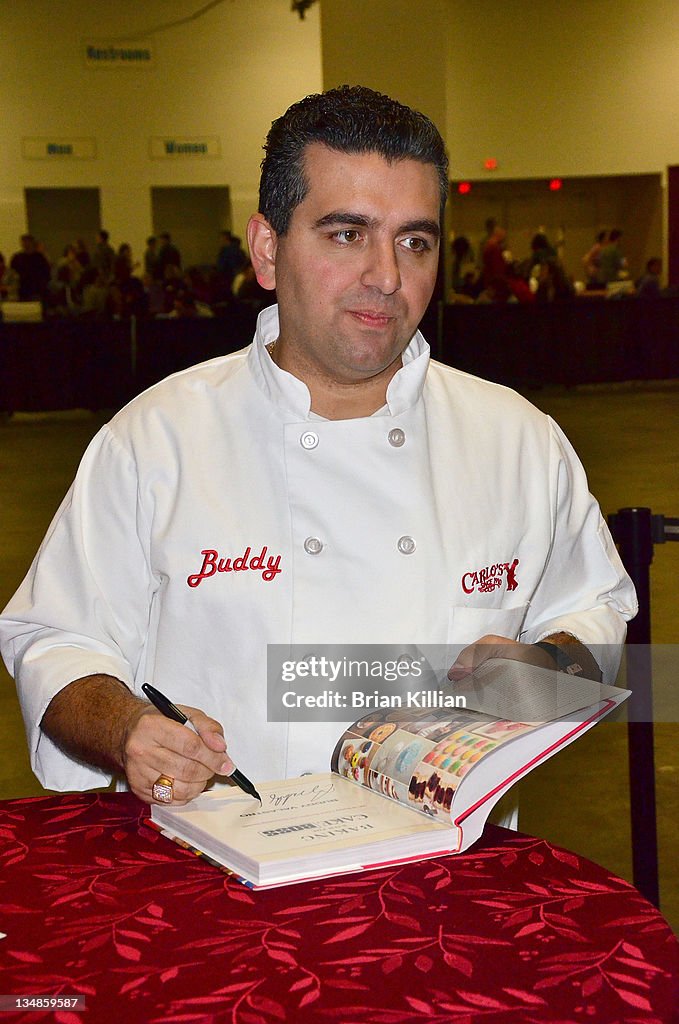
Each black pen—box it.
[141,682,262,803]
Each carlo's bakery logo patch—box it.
[187,547,282,587]
[462,558,519,595]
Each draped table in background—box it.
[0,793,677,1023]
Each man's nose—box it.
[360,240,401,294]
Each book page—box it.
[330,703,537,825]
[454,659,609,723]
[330,661,628,826]
[152,774,454,885]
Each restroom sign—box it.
[84,41,154,67]
[150,136,221,159]
[22,138,97,160]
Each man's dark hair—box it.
[259,85,449,236]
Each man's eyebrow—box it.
[314,212,375,229]
[314,212,440,240]
[400,219,441,240]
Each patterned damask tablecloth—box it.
[0,793,677,1024]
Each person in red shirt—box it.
[482,226,508,287]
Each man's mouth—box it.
[348,309,395,327]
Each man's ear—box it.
[247,214,278,291]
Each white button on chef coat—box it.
[300,430,319,450]
[397,535,416,554]
[304,537,323,555]
[388,427,406,447]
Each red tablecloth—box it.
[0,793,677,1023]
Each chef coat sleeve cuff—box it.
[520,607,627,684]
[11,635,134,792]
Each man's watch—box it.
[533,641,585,676]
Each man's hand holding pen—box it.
[122,701,233,805]
[39,674,260,807]
[140,683,262,804]
[39,674,236,806]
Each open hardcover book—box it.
[150,660,630,889]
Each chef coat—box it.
[0,305,636,792]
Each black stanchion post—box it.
[607,507,659,907]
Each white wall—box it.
[0,0,322,264]
[445,0,679,181]
[320,0,448,132]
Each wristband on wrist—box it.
[533,641,585,676]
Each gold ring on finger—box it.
[152,774,174,803]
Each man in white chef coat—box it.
[0,86,636,805]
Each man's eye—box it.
[403,237,430,253]
[334,229,361,244]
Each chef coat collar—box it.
[248,304,430,420]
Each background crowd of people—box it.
[0,228,272,320]
[0,221,670,320]
[449,219,668,305]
